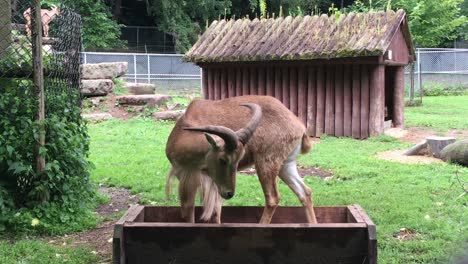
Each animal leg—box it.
[178,173,199,223]
[256,164,281,224]
[278,144,317,223]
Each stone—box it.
[82,113,112,121]
[153,110,185,121]
[124,83,156,95]
[440,140,468,166]
[81,79,114,96]
[81,62,128,80]
[426,136,456,158]
[116,94,172,107]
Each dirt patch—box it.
[398,127,468,144]
[375,150,443,164]
[48,187,139,262]
[240,166,333,180]
[393,228,419,241]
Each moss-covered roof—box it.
[185,9,414,63]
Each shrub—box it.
[423,83,468,96]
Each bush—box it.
[0,78,95,235]
[423,83,468,96]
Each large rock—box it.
[81,62,128,80]
[81,79,114,96]
[440,140,468,166]
[153,110,185,121]
[125,83,156,95]
[116,95,171,107]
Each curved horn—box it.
[236,103,262,145]
[184,126,239,151]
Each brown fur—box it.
[166,95,314,223]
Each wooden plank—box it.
[298,66,307,126]
[369,64,385,136]
[352,65,361,139]
[207,69,214,100]
[282,67,290,108]
[343,65,352,137]
[306,67,316,136]
[235,67,242,97]
[274,67,282,101]
[213,68,220,100]
[220,68,227,99]
[393,66,405,128]
[324,65,335,135]
[113,205,144,264]
[360,65,370,139]
[316,66,325,137]
[202,68,208,99]
[258,67,266,95]
[242,67,249,96]
[289,67,298,116]
[250,67,257,95]
[334,65,344,137]
[266,67,274,96]
[227,68,235,98]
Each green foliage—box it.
[0,78,95,235]
[112,78,128,95]
[423,83,468,96]
[63,0,125,50]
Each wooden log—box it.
[236,67,242,97]
[250,67,258,95]
[404,140,428,156]
[213,68,220,100]
[360,65,370,139]
[282,67,290,108]
[290,67,298,116]
[274,67,282,101]
[325,65,335,135]
[220,68,227,99]
[352,65,361,139]
[258,67,266,95]
[316,66,325,137]
[228,68,235,98]
[343,65,352,137]
[298,66,307,125]
[202,69,208,99]
[369,64,385,136]
[426,136,456,158]
[335,65,344,137]
[266,67,274,96]
[306,67,316,136]
[242,67,249,95]
[393,66,405,128]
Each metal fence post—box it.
[133,54,137,83]
[147,54,150,84]
[417,48,422,100]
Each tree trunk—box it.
[404,140,428,156]
[426,136,456,158]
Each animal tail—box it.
[301,133,312,154]
[166,166,222,222]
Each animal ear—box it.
[204,133,219,150]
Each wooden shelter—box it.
[185,10,415,139]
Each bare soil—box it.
[376,150,443,164]
[393,228,419,241]
[398,127,468,144]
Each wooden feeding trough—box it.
[113,205,376,264]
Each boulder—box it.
[116,94,171,107]
[81,79,114,96]
[124,83,156,95]
[81,62,128,80]
[153,110,185,121]
[82,113,113,121]
[440,140,468,166]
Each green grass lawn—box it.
[2,96,467,263]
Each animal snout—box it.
[222,191,234,199]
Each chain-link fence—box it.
[82,52,201,95]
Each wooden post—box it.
[393,66,405,128]
[235,67,242,97]
[0,0,11,54]
[242,67,249,96]
[220,68,227,99]
[266,67,274,97]
[213,68,220,100]
[334,65,344,137]
[32,0,46,178]
[369,64,385,136]
[351,65,361,139]
[202,69,208,99]
[316,66,325,137]
[208,69,214,100]
[282,67,290,108]
[274,67,282,101]
[250,67,257,95]
[290,67,298,116]
[258,67,266,95]
[306,67,316,136]
[298,66,307,125]
[360,65,370,139]
[343,65,352,137]
[324,65,335,135]
[227,68,235,98]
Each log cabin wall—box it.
[202,62,386,139]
